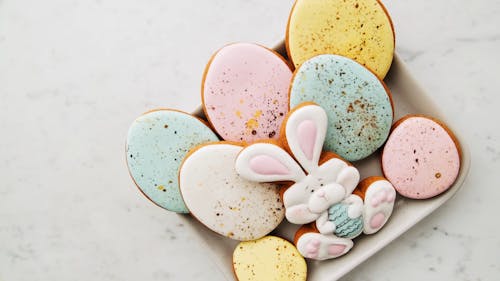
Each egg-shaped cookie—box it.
[179,142,285,241]
[327,199,364,238]
[382,115,461,199]
[286,0,395,79]
[202,43,292,143]
[126,109,219,213]
[233,236,307,281]
[289,54,393,161]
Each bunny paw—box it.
[363,179,396,234]
[344,194,364,219]
[296,232,353,260]
[285,204,321,224]
[303,238,321,259]
[316,212,336,234]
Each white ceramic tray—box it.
[180,42,471,281]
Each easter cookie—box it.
[179,142,284,241]
[353,176,396,234]
[286,0,395,79]
[202,42,292,143]
[382,115,461,199]
[233,236,307,281]
[289,54,393,161]
[126,109,218,213]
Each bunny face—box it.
[235,103,360,224]
[283,175,348,224]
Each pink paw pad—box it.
[371,189,395,207]
[306,244,316,252]
[386,191,396,202]
[306,239,320,253]
[371,197,381,207]
[305,240,320,258]
[328,244,346,256]
[370,212,386,229]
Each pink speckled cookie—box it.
[382,115,461,199]
[202,43,292,143]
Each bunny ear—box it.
[284,103,328,173]
[235,142,306,183]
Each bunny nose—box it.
[316,190,326,197]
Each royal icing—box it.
[179,143,284,241]
[249,154,291,176]
[289,54,393,162]
[235,142,306,183]
[296,232,353,261]
[326,195,364,238]
[382,116,460,199]
[126,109,218,213]
[284,103,328,173]
[361,179,396,234]
[233,236,307,281]
[287,0,395,79]
[202,43,292,143]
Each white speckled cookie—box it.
[179,142,285,241]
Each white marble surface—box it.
[0,0,499,280]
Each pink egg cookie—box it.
[382,115,461,199]
[202,43,292,143]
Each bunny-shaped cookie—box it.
[236,102,362,226]
[235,103,395,260]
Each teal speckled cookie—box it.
[126,109,219,213]
[289,54,393,161]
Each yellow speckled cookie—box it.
[286,0,395,79]
[233,236,307,281]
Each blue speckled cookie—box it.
[289,54,393,161]
[126,109,219,213]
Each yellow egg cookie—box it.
[233,236,307,281]
[286,0,395,79]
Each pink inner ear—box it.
[249,155,290,175]
[297,120,317,161]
